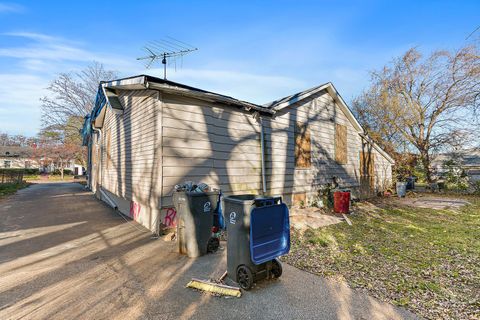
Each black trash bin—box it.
[223,195,290,290]
[173,191,220,258]
[406,176,416,190]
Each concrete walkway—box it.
[0,183,419,320]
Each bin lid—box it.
[250,203,290,265]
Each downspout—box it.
[92,127,102,189]
[99,188,118,210]
[259,116,267,194]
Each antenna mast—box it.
[137,37,198,79]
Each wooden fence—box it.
[0,170,24,184]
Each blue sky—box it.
[0,0,479,136]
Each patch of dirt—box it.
[369,194,471,211]
[289,207,343,231]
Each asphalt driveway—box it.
[0,182,418,320]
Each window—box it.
[4,160,11,168]
[335,124,347,164]
[295,122,311,168]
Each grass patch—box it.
[23,174,39,181]
[23,174,75,181]
[283,195,480,319]
[0,182,30,197]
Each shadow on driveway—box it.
[0,182,419,319]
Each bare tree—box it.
[353,45,480,182]
[40,62,118,140]
[35,127,85,179]
[0,133,37,147]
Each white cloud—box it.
[3,32,59,42]
[0,33,129,67]
[0,31,315,136]
[0,74,46,135]
[0,2,24,13]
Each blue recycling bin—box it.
[223,195,290,290]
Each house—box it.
[0,146,39,169]
[81,75,394,233]
[431,149,480,182]
[0,145,84,174]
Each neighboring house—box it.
[0,146,39,169]
[0,146,84,174]
[81,75,394,233]
[432,149,480,182]
[39,158,83,174]
[73,163,85,175]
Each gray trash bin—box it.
[173,191,220,258]
[396,182,407,198]
[223,195,290,290]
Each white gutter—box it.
[259,116,267,194]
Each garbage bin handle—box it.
[254,196,283,207]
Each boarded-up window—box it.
[360,151,375,192]
[295,123,311,168]
[105,129,112,169]
[335,124,347,164]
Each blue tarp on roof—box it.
[81,85,106,146]
[81,115,92,146]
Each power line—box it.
[466,25,480,40]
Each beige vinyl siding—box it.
[160,94,262,207]
[92,85,393,230]
[264,89,367,201]
[97,89,162,231]
[373,148,393,190]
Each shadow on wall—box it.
[265,90,365,204]
[98,88,385,232]
[101,91,162,233]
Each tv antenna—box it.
[137,37,198,79]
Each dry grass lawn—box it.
[283,195,480,320]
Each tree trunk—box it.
[61,165,64,180]
[420,150,433,183]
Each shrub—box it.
[51,169,73,175]
[24,168,40,175]
[472,180,480,195]
[443,159,469,191]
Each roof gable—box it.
[265,82,395,164]
[265,82,363,133]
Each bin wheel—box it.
[236,265,253,290]
[207,237,220,253]
[271,258,282,278]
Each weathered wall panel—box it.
[160,94,262,210]
[96,89,162,232]
[92,87,393,232]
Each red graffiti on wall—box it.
[163,207,177,227]
[130,201,141,220]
